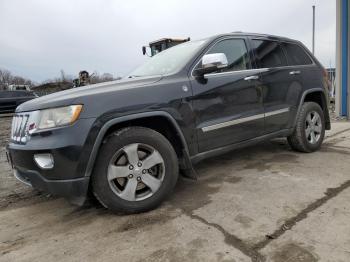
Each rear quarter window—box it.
[281,42,313,66]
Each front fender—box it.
[82,111,194,178]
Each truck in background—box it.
[142,37,190,56]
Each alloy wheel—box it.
[305,111,322,144]
[107,143,165,201]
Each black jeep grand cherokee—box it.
[7,33,330,213]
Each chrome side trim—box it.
[203,68,269,79]
[265,107,290,117]
[201,107,290,132]
[202,113,265,132]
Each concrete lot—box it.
[0,116,350,262]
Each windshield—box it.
[128,40,207,78]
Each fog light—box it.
[34,153,54,169]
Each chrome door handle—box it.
[289,70,301,75]
[244,75,259,81]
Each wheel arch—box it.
[84,111,195,179]
[295,88,331,130]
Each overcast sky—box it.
[0,0,335,82]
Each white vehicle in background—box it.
[8,84,31,91]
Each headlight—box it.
[28,105,83,133]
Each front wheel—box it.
[91,127,179,213]
[287,102,325,153]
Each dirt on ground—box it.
[1,115,350,262]
[0,116,52,210]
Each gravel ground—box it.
[1,115,350,262]
[0,116,52,210]
[0,117,11,148]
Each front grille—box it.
[11,114,30,144]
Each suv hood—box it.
[16,75,162,112]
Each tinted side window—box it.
[281,42,313,65]
[252,40,287,68]
[203,39,250,72]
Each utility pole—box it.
[312,5,315,55]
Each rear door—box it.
[280,41,317,108]
[251,39,298,134]
[190,37,265,152]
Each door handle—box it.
[289,70,301,75]
[244,75,259,81]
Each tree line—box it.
[0,68,121,91]
[0,68,33,90]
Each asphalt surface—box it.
[0,115,350,262]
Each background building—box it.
[336,0,349,118]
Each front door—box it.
[190,37,265,152]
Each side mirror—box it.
[193,53,228,77]
[142,46,147,55]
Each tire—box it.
[287,102,325,153]
[91,127,179,213]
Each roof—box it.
[207,32,297,42]
[148,33,298,47]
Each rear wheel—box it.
[92,127,178,213]
[287,102,325,152]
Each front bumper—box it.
[13,167,90,205]
[6,117,97,205]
